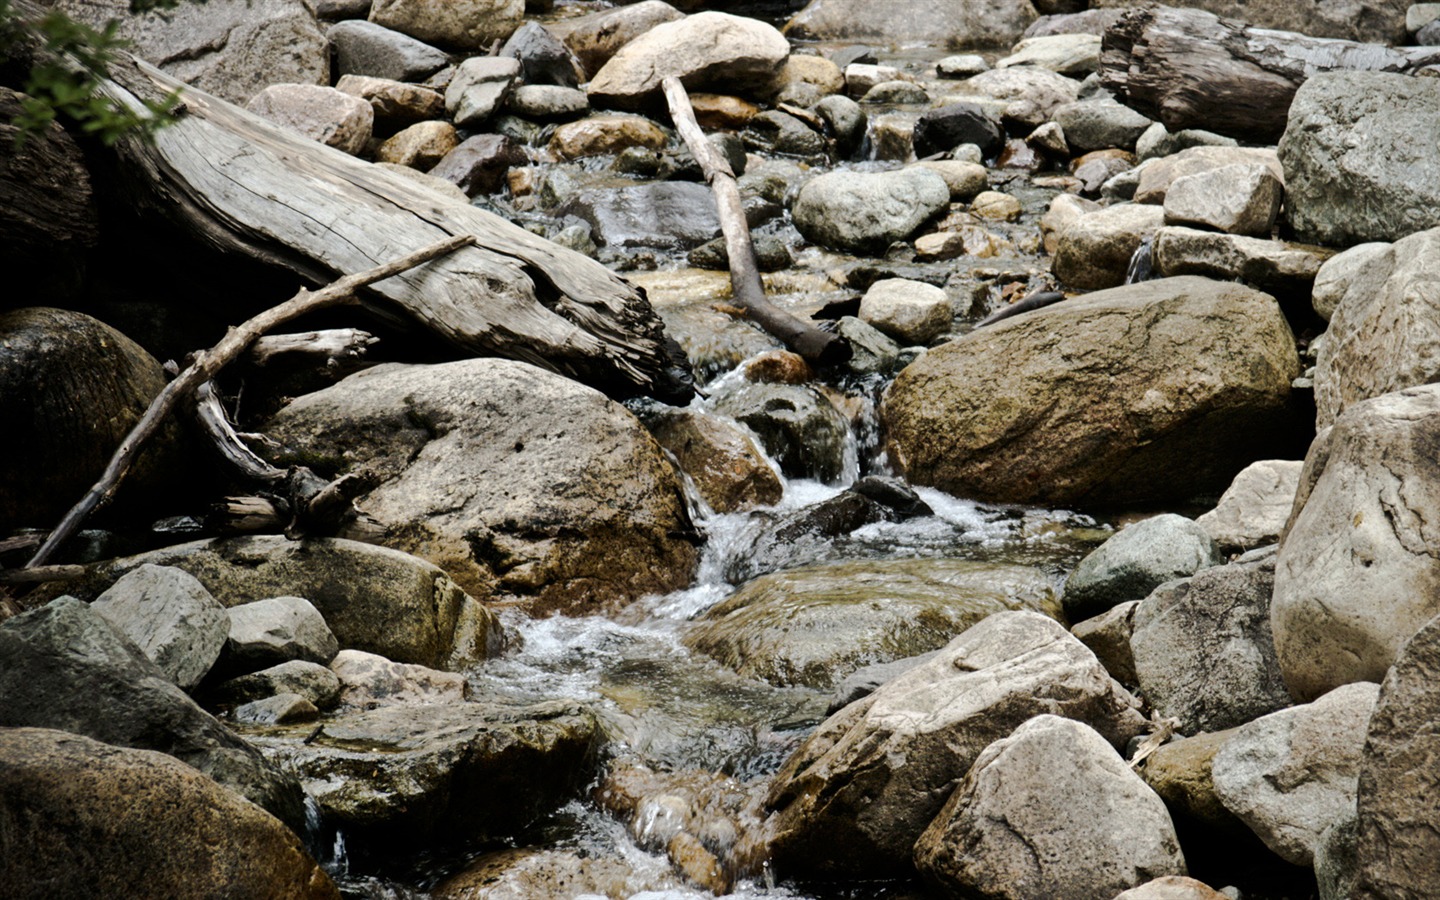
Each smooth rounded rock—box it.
[246,84,373,155]
[792,167,950,254]
[858,278,952,345]
[369,0,521,50]
[1064,514,1222,622]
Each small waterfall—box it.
[1124,236,1156,284]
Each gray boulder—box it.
[912,102,1004,158]
[328,20,449,82]
[544,0,684,79]
[91,564,229,692]
[1212,681,1379,865]
[1071,600,1139,685]
[445,57,521,129]
[952,66,1080,124]
[858,278,952,345]
[507,85,588,121]
[996,33,1101,77]
[783,0,1039,48]
[1163,163,1283,236]
[1052,202,1166,290]
[1089,0,1410,44]
[1309,241,1389,322]
[500,21,581,88]
[368,0,521,50]
[1195,459,1303,552]
[1280,71,1440,245]
[764,611,1147,877]
[709,382,850,484]
[1135,123,1237,162]
[1151,226,1332,299]
[1053,98,1152,152]
[792,168,950,254]
[208,660,342,710]
[224,595,339,673]
[1063,514,1222,622]
[329,648,466,708]
[914,715,1186,899]
[560,183,720,250]
[246,84,374,155]
[1272,385,1440,701]
[1134,146,1282,205]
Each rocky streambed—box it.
[5,1,1440,899]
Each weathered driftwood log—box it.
[96,54,692,402]
[661,76,851,367]
[1100,7,1440,143]
[0,87,99,258]
[246,329,378,369]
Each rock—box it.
[0,308,180,534]
[208,660,342,710]
[914,715,1186,899]
[544,1,684,79]
[1211,681,1379,865]
[685,558,1062,688]
[765,611,1147,877]
[970,190,1021,221]
[263,360,698,614]
[1281,72,1440,244]
[1135,146,1282,205]
[912,160,987,201]
[506,85,588,121]
[1063,514,1222,622]
[1272,385,1440,700]
[560,183,719,250]
[328,20,448,83]
[1073,151,1132,195]
[500,20,580,88]
[1141,729,1244,832]
[1071,600,1139,685]
[709,382,850,484]
[233,692,320,725]
[1039,191,1099,254]
[1352,611,1440,900]
[858,278,952,345]
[826,650,938,713]
[645,409,783,514]
[1114,876,1231,900]
[46,535,500,670]
[743,110,827,157]
[691,93,762,130]
[883,276,1301,508]
[1024,8,1126,38]
[91,564,229,692]
[954,66,1080,124]
[0,598,305,827]
[783,0,1039,48]
[835,317,902,375]
[433,846,680,899]
[1089,0,1409,44]
[1164,163,1283,236]
[1131,551,1293,734]
[936,54,989,78]
[1053,98,1152,153]
[1195,459,1304,552]
[913,102,1004,159]
[1136,123,1237,162]
[223,596,339,674]
[588,12,789,111]
[0,728,337,900]
[335,74,444,126]
[374,120,457,169]
[843,63,904,97]
[1052,202,1166,290]
[548,114,669,160]
[329,648,465,708]
[1151,226,1332,299]
[428,134,526,196]
[771,53,846,100]
[57,0,327,106]
[792,168,950,254]
[1309,241,1389,322]
[687,234,791,273]
[866,113,916,161]
[996,32,1101,77]
[260,700,600,852]
[1313,228,1440,428]
[861,80,929,104]
[1419,15,1440,42]
[1317,813,1360,900]
[719,491,893,584]
[444,57,520,128]
[368,0,521,50]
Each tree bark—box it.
[1100,6,1440,143]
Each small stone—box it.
[843,63,903,96]
[373,120,457,169]
[548,114,668,160]
[506,84,588,121]
[861,81,929,104]
[335,74,444,125]
[246,84,373,155]
[970,190,1021,221]
[428,134,527,196]
[690,93,760,130]
[911,160,988,201]
[1028,120,1068,155]
[936,54,989,78]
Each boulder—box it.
[1352,611,1440,900]
[560,183,720,250]
[718,492,893,584]
[0,728,337,900]
[1134,146,1282,205]
[1195,459,1303,552]
[1151,226,1331,301]
[223,595,339,674]
[912,160,987,201]
[433,846,681,899]
[1024,8,1126,38]
[912,102,1004,158]
[1063,514,1222,622]
[335,74,445,126]
[1272,385,1440,701]
[1163,163,1283,236]
[208,660,342,710]
[1052,202,1166,290]
[742,110,827,157]
[914,715,1186,899]
[233,693,319,725]
[1280,71,1440,245]
[507,85,589,121]
[1211,681,1379,865]
[684,558,1062,688]
[783,0,1038,48]
[1071,600,1139,685]
[90,564,229,692]
[263,360,698,614]
[858,278,952,345]
[374,120,458,169]
[328,20,449,83]
[1089,0,1409,44]
[996,33,1101,77]
[770,53,846,101]
[1140,728,1245,833]
[952,66,1080,124]
[764,611,1147,877]
[245,84,373,155]
[1309,241,1389,323]
[329,648,466,708]
[708,382,850,484]
[0,598,305,827]
[500,21,581,88]
[544,0,684,79]
[883,277,1300,508]
[430,134,526,196]
[368,0,522,50]
[588,12,789,111]
[1312,228,1440,428]
[1135,123,1237,163]
[1053,98,1153,152]
[1114,877,1231,900]
[1130,550,1293,734]
[548,114,669,161]
[445,57,521,129]
[792,168,950,254]
[644,409,783,514]
[1039,191,1100,254]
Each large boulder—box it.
[792,168,950,255]
[0,598,305,827]
[0,728,337,900]
[1280,72,1440,246]
[263,360,698,614]
[882,276,1301,508]
[684,558,1062,688]
[764,611,1147,877]
[368,0,521,50]
[1062,513,1222,623]
[783,0,1038,48]
[914,715,1186,899]
[90,564,229,692]
[1312,227,1440,429]
[1089,0,1408,44]
[587,12,789,110]
[1272,385,1440,701]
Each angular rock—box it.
[858,278,951,345]
[1135,146,1282,205]
[1212,682,1379,865]
[500,20,581,88]
[369,0,521,50]
[335,73,444,126]
[1053,98,1152,153]
[330,648,466,708]
[329,20,449,83]
[1063,514,1222,622]
[208,660,342,710]
[996,32,1102,77]
[0,728,337,900]
[764,611,1147,877]
[1280,72,1440,245]
[1152,226,1331,300]
[719,491,892,584]
[783,0,1039,47]
[792,167,950,254]
[883,276,1301,508]
[645,409,783,514]
[429,134,526,196]
[1141,729,1245,833]
[233,692,319,725]
[914,715,1186,899]
[1272,385,1440,700]
[548,114,669,160]
[374,120,458,169]
[91,564,229,692]
[1309,241,1389,323]
[445,57,521,128]
[544,0,684,79]
[224,595,339,673]
[685,558,1063,688]
[560,183,720,250]
[742,110,827,157]
[709,382,850,484]
[1163,163,1283,236]
[835,316,902,375]
[263,360,698,614]
[1052,202,1166,290]
[1071,600,1139,685]
[506,85,588,121]
[1195,459,1303,552]
[1135,123,1237,163]
[913,102,1004,159]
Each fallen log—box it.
[660,76,851,367]
[1100,6,1440,143]
[94,53,693,402]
